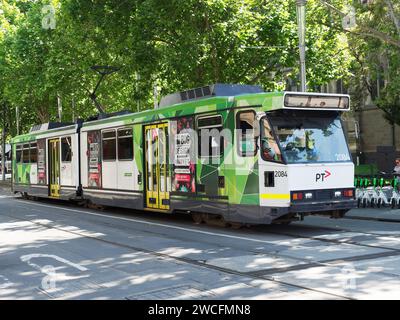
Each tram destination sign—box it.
[283,93,350,111]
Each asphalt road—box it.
[1,187,400,300]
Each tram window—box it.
[261,118,283,163]
[61,137,72,162]
[197,116,222,128]
[102,130,116,161]
[118,128,134,160]
[197,115,224,157]
[22,144,30,163]
[30,143,37,163]
[16,145,22,163]
[237,111,257,157]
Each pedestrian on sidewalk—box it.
[394,159,400,174]
[393,159,400,184]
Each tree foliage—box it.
[347,0,400,126]
[0,0,355,136]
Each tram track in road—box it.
[14,196,400,253]
[12,196,400,260]
[253,224,400,253]
[235,224,400,276]
[2,202,356,300]
[9,196,400,297]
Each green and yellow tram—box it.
[11,84,356,225]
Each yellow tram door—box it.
[144,123,170,210]
[49,139,61,198]
[158,123,170,210]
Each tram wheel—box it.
[77,200,88,207]
[86,201,105,211]
[229,222,244,229]
[203,214,228,228]
[191,213,204,224]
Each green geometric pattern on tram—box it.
[241,161,259,205]
[16,164,32,184]
[133,124,144,191]
[197,162,219,196]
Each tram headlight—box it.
[305,192,313,200]
[334,191,342,198]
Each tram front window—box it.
[267,113,351,164]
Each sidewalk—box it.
[346,207,400,222]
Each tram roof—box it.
[11,90,350,142]
[11,123,78,144]
[80,90,349,130]
[12,91,278,143]
[80,91,285,130]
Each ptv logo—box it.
[316,170,331,182]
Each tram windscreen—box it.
[268,114,351,164]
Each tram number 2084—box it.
[274,171,288,178]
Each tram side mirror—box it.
[251,130,260,154]
[261,138,276,161]
[254,125,260,153]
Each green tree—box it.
[1,0,355,135]
[347,0,400,128]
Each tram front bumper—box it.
[289,199,357,214]
[226,200,357,225]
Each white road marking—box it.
[17,200,281,245]
[0,275,13,289]
[20,254,88,272]
[206,254,306,272]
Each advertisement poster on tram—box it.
[37,139,46,185]
[171,117,196,193]
[87,130,102,188]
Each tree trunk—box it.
[385,0,400,37]
[1,104,6,182]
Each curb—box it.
[346,209,400,223]
[344,215,400,223]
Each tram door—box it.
[48,139,61,198]
[144,123,170,210]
